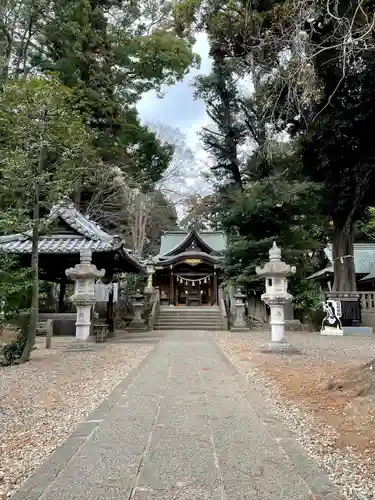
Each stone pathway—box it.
[11,331,340,500]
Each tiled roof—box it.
[308,243,375,279]
[324,243,375,274]
[49,203,113,241]
[158,230,227,257]
[0,235,115,254]
[154,250,223,266]
[0,202,124,255]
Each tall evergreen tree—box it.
[195,51,244,189]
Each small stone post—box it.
[256,242,299,353]
[65,248,105,350]
[231,289,248,332]
[130,289,146,331]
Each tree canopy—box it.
[0,0,199,364]
[177,0,375,295]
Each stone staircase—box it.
[154,306,226,331]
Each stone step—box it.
[155,318,223,324]
[155,322,223,329]
[158,312,222,317]
[156,314,222,320]
[157,313,222,318]
[157,318,222,324]
[155,325,225,331]
[155,306,224,331]
[158,310,221,316]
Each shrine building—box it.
[151,228,227,306]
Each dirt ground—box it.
[219,331,375,457]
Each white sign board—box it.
[321,300,344,336]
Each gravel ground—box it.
[0,338,151,498]
[218,330,375,500]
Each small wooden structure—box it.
[0,203,143,335]
[151,228,227,306]
[0,202,143,312]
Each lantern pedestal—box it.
[65,249,105,351]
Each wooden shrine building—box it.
[151,228,227,306]
[0,202,143,310]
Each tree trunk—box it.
[19,142,44,363]
[19,195,39,362]
[0,27,13,86]
[332,219,356,292]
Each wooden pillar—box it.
[169,265,174,305]
[213,266,218,305]
[58,279,66,312]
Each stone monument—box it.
[231,289,248,332]
[256,242,299,353]
[65,248,105,350]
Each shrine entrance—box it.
[176,277,212,306]
[151,228,226,306]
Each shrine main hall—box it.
[150,228,227,307]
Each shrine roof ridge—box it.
[153,250,224,266]
[157,228,227,257]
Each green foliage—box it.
[0,76,95,364]
[0,252,32,366]
[0,76,94,215]
[191,2,329,319]
[189,0,375,295]
[291,279,322,323]
[223,174,327,287]
[296,54,375,230]
[1,326,28,366]
[0,252,32,322]
[29,0,197,189]
[195,54,245,188]
[356,208,375,242]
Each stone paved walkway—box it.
[12,331,340,500]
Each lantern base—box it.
[127,324,148,332]
[260,340,300,354]
[231,326,249,332]
[65,337,96,352]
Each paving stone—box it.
[11,330,340,500]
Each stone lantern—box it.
[145,261,155,294]
[130,289,146,331]
[231,289,248,332]
[65,248,105,350]
[256,242,299,352]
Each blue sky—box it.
[137,32,212,152]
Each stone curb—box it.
[10,345,159,500]
[212,340,341,499]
